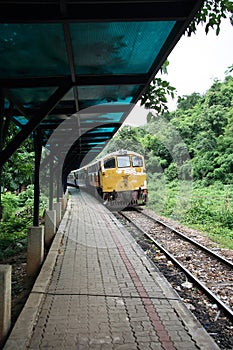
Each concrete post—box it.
[27,226,44,278]
[59,196,67,213]
[53,202,61,228]
[0,265,11,347]
[44,210,56,246]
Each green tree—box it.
[188,0,233,36]
[140,77,176,114]
[177,93,203,111]
[101,125,145,156]
[1,124,34,191]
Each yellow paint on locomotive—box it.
[99,164,147,194]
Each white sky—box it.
[125,18,233,126]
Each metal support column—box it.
[33,128,42,227]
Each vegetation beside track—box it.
[0,186,47,260]
[147,179,233,249]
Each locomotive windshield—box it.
[117,156,130,168]
[104,157,116,169]
[132,156,143,167]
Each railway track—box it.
[115,208,233,349]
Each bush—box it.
[0,215,30,259]
[1,192,19,221]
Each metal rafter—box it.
[0,74,148,88]
[0,1,197,23]
[0,82,72,167]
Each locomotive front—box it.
[100,150,148,207]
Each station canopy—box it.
[0,0,203,176]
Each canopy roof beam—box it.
[0,82,72,167]
[0,74,148,89]
[0,1,198,23]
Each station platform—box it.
[4,190,220,350]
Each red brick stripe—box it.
[105,216,176,350]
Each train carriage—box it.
[70,150,148,209]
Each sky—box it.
[125,18,233,126]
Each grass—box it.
[147,178,233,249]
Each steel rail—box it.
[136,208,233,269]
[119,211,233,321]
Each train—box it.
[68,150,148,209]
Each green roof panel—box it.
[78,85,140,109]
[0,24,69,78]
[10,87,58,108]
[71,21,176,75]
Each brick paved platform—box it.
[4,190,220,350]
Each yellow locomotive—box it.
[71,150,148,209]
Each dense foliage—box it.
[0,185,48,259]
[102,75,233,248]
[169,76,233,184]
[1,124,34,192]
[0,186,33,259]
[0,124,35,259]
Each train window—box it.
[117,156,130,168]
[132,156,143,167]
[104,157,116,169]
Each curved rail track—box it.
[118,208,233,322]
